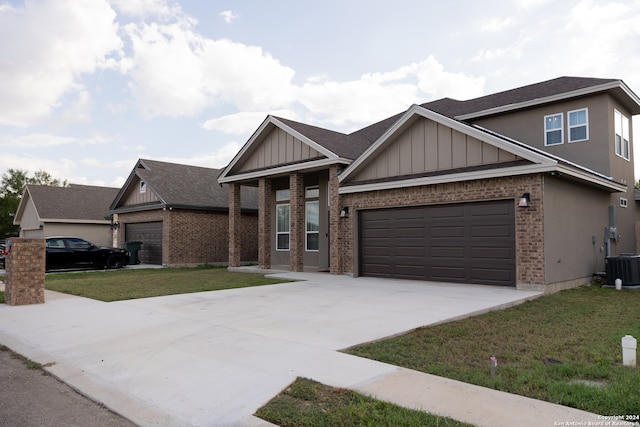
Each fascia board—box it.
[217,115,273,182]
[555,164,626,192]
[109,160,144,210]
[13,187,36,225]
[39,219,111,225]
[339,163,557,194]
[218,157,351,183]
[339,162,624,195]
[457,81,640,120]
[339,105,416,183]
[339,104,555,184]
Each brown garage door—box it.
[125,222,163,265]
[359,200,515,286]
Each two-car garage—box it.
[359,200,516,286]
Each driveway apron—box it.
[0,272,589,426]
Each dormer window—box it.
[544,113,563,145]
[140,181,146,193]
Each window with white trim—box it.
[614,109,630,160]
[276,189,290,251]
[305,186,320,252]
[568,108,588,142]
[544,113,563,145]
[140,181,146,193]
[620,197,628,208]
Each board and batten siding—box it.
[122,176,160,206]
[237,127,324,173]
[353,117,520,182]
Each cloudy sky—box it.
[1,0,640,187]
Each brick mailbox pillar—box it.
[5,238,46,306]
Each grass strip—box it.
[255,377,474,427]
[44,265,292,301]
[346,285,640,415]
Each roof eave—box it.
[457,80,640,120]
[218,157,352,184]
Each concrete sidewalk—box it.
[0,272,602,426]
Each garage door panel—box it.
[360,200,515,286]
[125,222,162,265]
[471,224,513,238]
[431,266,466,280]
[471,246,514,260]
[429,205,465,219]
[430,225,465,238]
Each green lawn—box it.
[346,285,640,415]
[255,377,474,427]
[43,265,292,301]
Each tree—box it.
[0,169,68,239]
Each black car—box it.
[45,237,129,272]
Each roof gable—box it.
[218,116,350,183]
[15,184,119,224]
[111,159,258,213]
[340,105,554,185]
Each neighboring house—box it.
[218,76,640,293]
[109,159,258,266]
[13,184,119,247]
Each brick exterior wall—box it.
[5,238,46,305]
[336,174,545,287]
[329,165,342,274]
[118,208,257,267]
[289,172,304,272]
[258,178,272,269]
[228,183,241,267]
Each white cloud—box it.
[122,18,296,117]
[220,10,238,24]
[296,56,484,126]
[109,0,182,18]
[562,0,640,82]
[146,141,245,169]
[0,0,122,126]
[480,16,515,32]
[202,110,296,134]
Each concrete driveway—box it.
[0,272,546,426]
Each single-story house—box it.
[218,76,640,293]
[109,159,258,266]
[13,184,119,247]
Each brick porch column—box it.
[258,177,272,270]
[289,172,304,272]
[228,182,241,267]
[5,238,46,305]
[329,164,342,275]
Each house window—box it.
[305,186,319,251]
[140,181,146,193]
[276,204,290,250]
[306,201,319,251]
[276,189,290,201]
[620,197,628,208]
[615,109,630,160]
[276,189,290,251]
[568,108,588,142]
[544,113,563,145]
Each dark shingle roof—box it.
[27,184,119,221]
[273,76,624,162]
[133,159,258,211]
[421,76,619,118]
